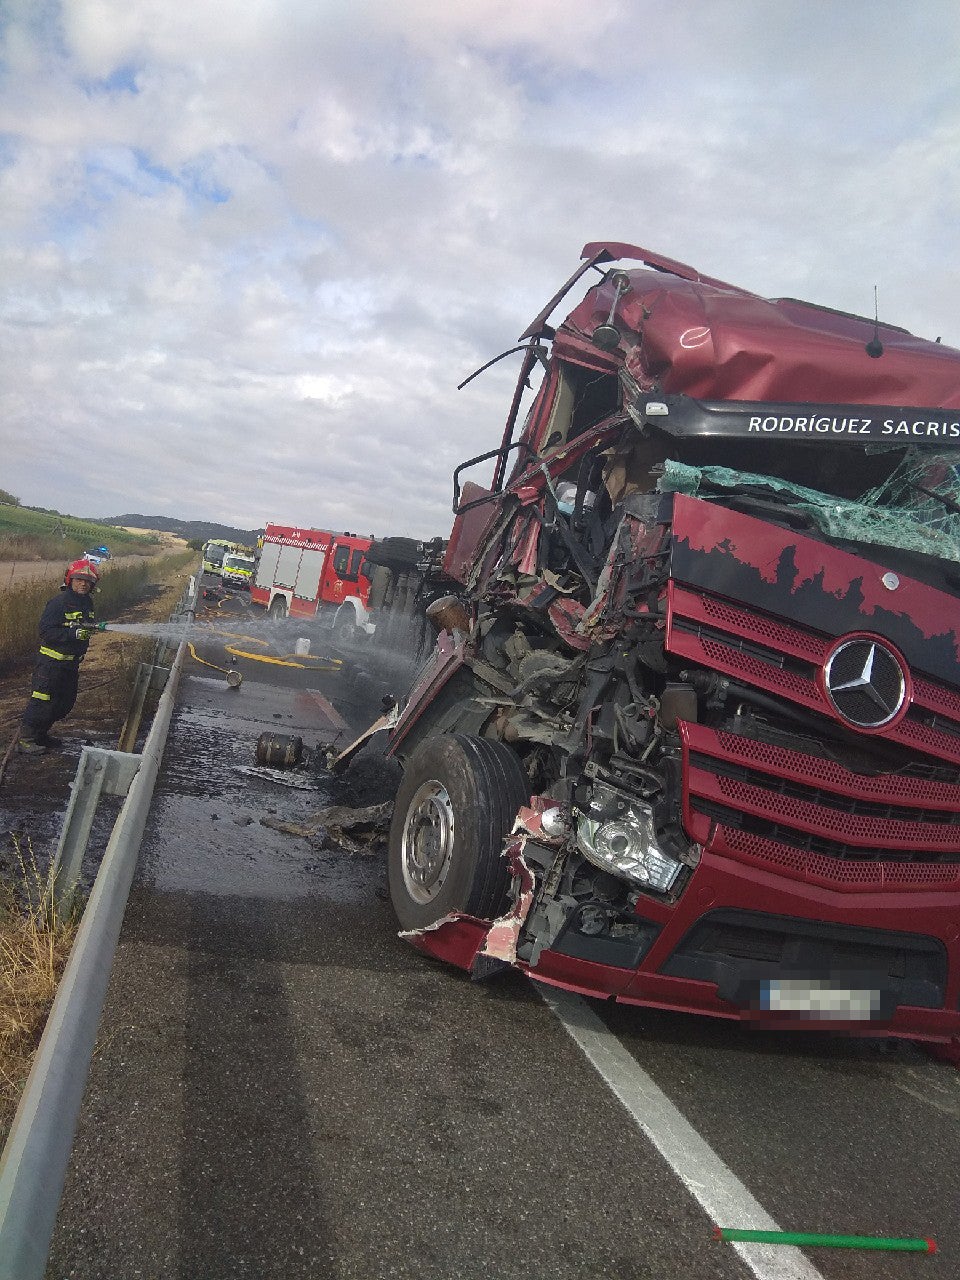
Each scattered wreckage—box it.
[337,240,960,1043]
[261,802,392,856]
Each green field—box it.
[0,502,155,562]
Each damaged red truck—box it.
[364,241,960,1043]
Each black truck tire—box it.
[388,734,530,932]
[332,608,357,644]
[364,536,422,571]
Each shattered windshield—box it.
[657,448,960,564]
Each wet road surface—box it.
[43,624,960,1279]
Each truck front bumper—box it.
[406,849,960,1042]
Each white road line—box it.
[539,986,828,1280]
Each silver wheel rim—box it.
[401,779,455,904]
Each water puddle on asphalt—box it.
[0,613,411,906]
[138,683,393,904]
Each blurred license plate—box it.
[761,979,883,1020]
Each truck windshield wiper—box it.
[708,489,817,533]
[908,481,960,519]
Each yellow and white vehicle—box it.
[220,552,256,589]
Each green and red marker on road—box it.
[714,1226,936,1252]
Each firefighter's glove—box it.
[68,621,105,640]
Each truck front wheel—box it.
[332,608,357,645]
[388,734,529,932]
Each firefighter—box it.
[18,558,102,754]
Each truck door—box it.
[327,543,352,602]
[322,541,366,602]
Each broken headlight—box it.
[576,782,681,892]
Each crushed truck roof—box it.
[548,242,960,429]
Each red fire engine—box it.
[250,523,374,639]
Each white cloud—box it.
[1,0,959,536]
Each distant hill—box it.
[102,514,262,546]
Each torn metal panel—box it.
[399,912,462,938]
[326,704,400,774]
[400,914,490,971]
[479,832,536,966]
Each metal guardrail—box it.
[0,576,198,1280]
[50,746,144,914]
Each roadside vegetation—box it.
[0,839,78,1134]
[0,496,155,563]
[0,551,194,674]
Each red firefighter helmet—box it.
[64,558,100,589]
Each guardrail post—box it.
[117,663,169,753]
[49,752,105,913]
[50,749,142,914]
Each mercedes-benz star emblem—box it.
[823,638,906,729]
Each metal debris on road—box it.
[260,800,393,855]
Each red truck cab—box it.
[373,241,960,1049]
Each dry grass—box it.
[0,532,89,563]
[0,838,78,1134]
[0,551,194,673]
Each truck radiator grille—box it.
[667,584,960,769]
[720,827,960,889]
[680,724,960,889]
[668,578,960,891]
[693,755,960,849]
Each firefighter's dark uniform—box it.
[20,586,96,744]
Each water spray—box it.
[100,621,196,639]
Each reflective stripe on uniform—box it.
[39,646,77,661]
[31,691,52,701]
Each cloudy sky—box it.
[2,1,959,539]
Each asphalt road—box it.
[45,617,960,1279]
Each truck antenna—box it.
[866,284,884,358]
